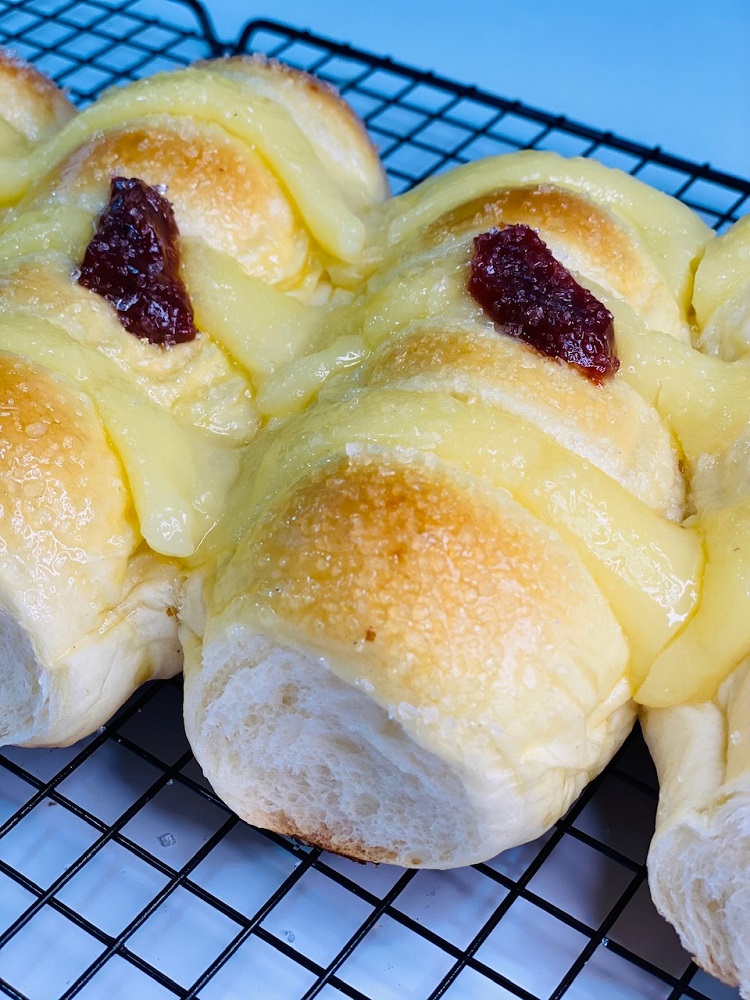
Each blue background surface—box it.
[200,1,749,180]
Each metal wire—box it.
[0,3,747,999]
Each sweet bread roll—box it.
[625,217,750,708]
[640,215,750,997]
[642,666,750,997]
[367,150,707,343]
[4,55,387,294]
[0,49,75,159]
[0,349,182,747]
[183,152,709,868]
[693,212,750,360]
[0,56,386,748]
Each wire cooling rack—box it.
[0,2,748,999]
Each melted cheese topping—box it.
[374,151,712,317]
[0,69,366,262]
[0,75,745,715]
[215,386,699,686]
[0,314,241,556]
[693,214,750,360]
[213,162,750,711]
[0,58,383,562]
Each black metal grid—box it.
[239,19,750,235]
[0,2,747,999]
[0,0,220,100]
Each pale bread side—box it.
[643,661,750,996]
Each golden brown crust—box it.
[238,453,625,726]
[428,183,627,252]
[0,353,135,653]
[19,121,310,284]
[259,809,403,864]
[248,457,534,672]
[0,353,133,554]
[0,49,75,141]
[421,183,686,338]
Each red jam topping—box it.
[78,176,197,347]
[468,224,619,383]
